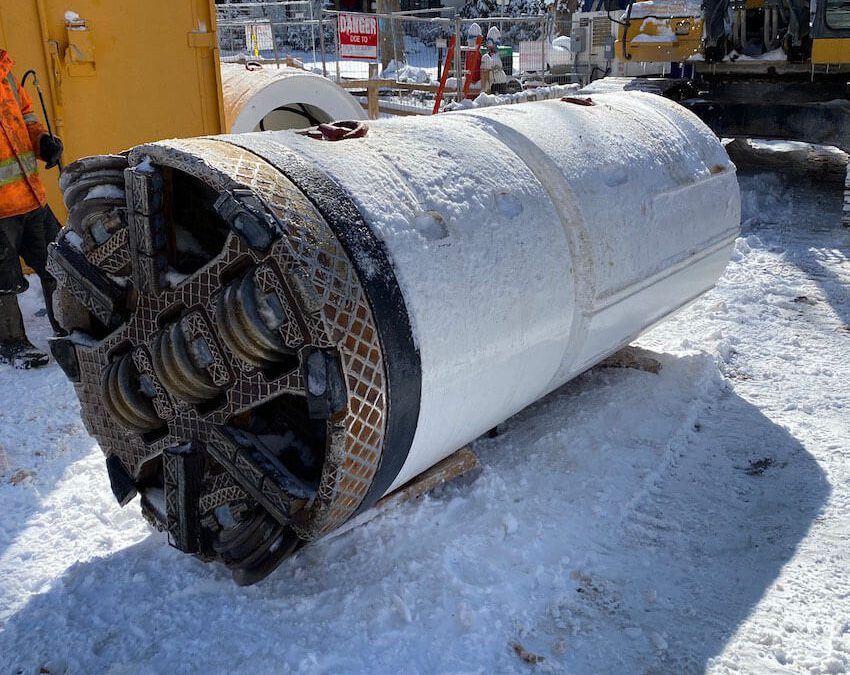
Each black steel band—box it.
[215,133,422,516]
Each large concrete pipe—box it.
[48,92,740,584]
[221,63,365,133]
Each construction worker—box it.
[480,27,508,95]
[0,48,63,369]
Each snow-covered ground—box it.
[1,143,849,674]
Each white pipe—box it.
[220,63,365,133]
[269,92,740,491]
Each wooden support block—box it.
[340,79,441,93]
[599,345,662,374]
[327,447,480,540]
[367,63,379,120]
[377,106,429,117]
[380,446,480,507]
[283,56,308,71]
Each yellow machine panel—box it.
[616,15,704,64]
[0,0,225,219]
[811,37,850,64]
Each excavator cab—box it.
[657,0,850,65]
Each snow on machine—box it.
[571,0,850,224]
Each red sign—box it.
[337,13,379,61]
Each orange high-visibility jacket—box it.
[0,50,48,219]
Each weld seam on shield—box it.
[213,134,422,516]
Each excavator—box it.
[571,0,850,224]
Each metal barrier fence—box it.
[217,0,326,72]
[216,3,555,114]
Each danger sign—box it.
[337,13,379,61]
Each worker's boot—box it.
[0,294,48,369]
[0,338,50,369]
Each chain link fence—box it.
[217,0,327,71]
[216,3,560,114]
[326,11,555,114]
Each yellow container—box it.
[0,0,225,220]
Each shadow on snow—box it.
[0,351,829,674]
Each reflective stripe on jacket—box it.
[0,51,48,219]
